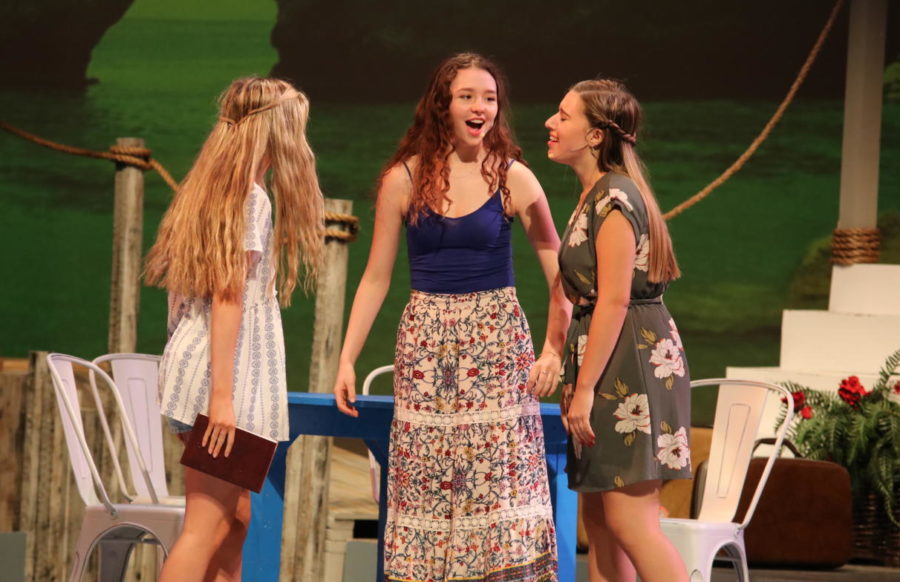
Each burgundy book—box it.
[180,414,277,493]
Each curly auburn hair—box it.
[380,53,524,221]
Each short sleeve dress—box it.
[557,172,691,492]
[157,184,290,441]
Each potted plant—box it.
[776,348,900,564]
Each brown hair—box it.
[145,77,325,306]
[381,53,524,221]
[572,79,681,282]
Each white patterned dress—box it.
[158,184,289,441]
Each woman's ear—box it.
[589,128,603,148]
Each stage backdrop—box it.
[1,0,898,423]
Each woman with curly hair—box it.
[334,53,569,581]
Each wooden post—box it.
[109,137,145,353]
[17,350,77,582]
[108,138,157,578]
[837,0,886,232]
[0,367,28,533]
[282,199,353,581]
[107,140,168,580]
[17,351,45,582]
[307,199,354,396]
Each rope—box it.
[0,120,361,243]
[325,211,360,242]
[0,120,179,191]
[0,0,847,232]
[663,0,846,220]
[832,228,880,264]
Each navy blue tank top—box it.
[405,185,515,294]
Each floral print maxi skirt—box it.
[384,287,558,582]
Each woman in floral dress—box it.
[546,79,691,582]
[333,53,569,581]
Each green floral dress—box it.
[558,172,692,492]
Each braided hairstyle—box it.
[572,79,680,283]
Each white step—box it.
[830,264,900,316]
[725,366,880,441]
[779,310,900,373]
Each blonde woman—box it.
[546,80,690,582]
[144,77,324,582]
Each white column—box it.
[838,0,887,229]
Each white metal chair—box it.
[361,364,393,503]
[92,353,183,506]
[659,378,795,582]
[46,353,184,582]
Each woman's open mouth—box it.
[465,119,486,136]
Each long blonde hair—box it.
[145,77,324,306]
[572,79,680,283]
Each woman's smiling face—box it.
[545,90,596,166]
[448,67,498,151]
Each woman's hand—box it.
[527,352,561,397]
[334,361,359,417]
[203,394,236,458]
[509,163,572,386]
[331,165,406,419]
[566,387,596,448]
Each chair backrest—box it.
[361,365,393,503]
[361,365,394,396]
[692,378,794,527]
[46,354,105,509]
[46,353,160,513]
[93,353,169,499]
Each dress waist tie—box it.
[562,297,663,384]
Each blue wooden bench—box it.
[243,392,577,581]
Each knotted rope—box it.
[0,120,360,243]
[0,120,179,191]
[325,211,359,242]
